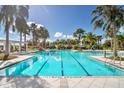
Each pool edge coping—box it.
[0,55,35,70]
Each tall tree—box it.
[84,32,96,49]
[73,28,85,41]
[117,34,124,49]
[96,35,102,45]
[91,5,124,58]
[41,27,49,48]
[29,23,37,45]
[105,28,114,49]
[0,6,16,55]
[15,6,29,52]
[73,28,85,46]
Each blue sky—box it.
[0,5,104,41]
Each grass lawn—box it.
[0,53,17,61]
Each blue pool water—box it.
[0,50,124,76]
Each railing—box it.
[104,48,124,65]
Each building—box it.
[0,39,24,52]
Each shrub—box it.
[66,45,72,49]
[0,53,17,61]
[73,45,79,50]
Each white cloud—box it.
[54,32,63,38]
[37,24,44,28]
[101,38,107,44]
[119,27,124,33]
[0,37,5,40]
[27,22,44,29]
[9,30,13,34]
[46,39,53,42]
[27,21,34,26]
[67,35,73,39]
[62,34,73,39]
[62,35,67,38]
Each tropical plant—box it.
[29,23,37,45]
[91,5,124,58]
[103,40,111,49]
[36,26,49,48]
[95,35,102,49]
[0,5,29,54]
[59,39,67,45]
[69,39,78,45]
[105,28,114,49]
[117,34,124,49]
[0,6,16,55]
[84,32,96,49]
[15,6,29,52]
[73,28,85,45]
[96,35,102,45]
[41,27,49,48]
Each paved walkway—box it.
[90,56,124,70]
[0,77,124,88]
[0,55,34,70]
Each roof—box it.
[0,39,24,43]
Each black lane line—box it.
[69,53,91,76]
[35,58,49,76]
[61,51,64,76]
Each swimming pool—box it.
[0,50,124,76]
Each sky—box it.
[0,5,104,41]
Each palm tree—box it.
[60,39,67,45]
[96,35,102,45]
[33,26,43,46]
[70,39,77,45]
[15,6,29,52]
[41,27,49,48]
[117,34,124,49]
[103,40,111,49]
[96,35,102,49]
[33,26,49,48]
[91,5,124,58]
[73,28,85,45]
[0,6,17,55]
[105,28,114,49]
[30,23,37,45]
[84,32,96,49]
[15,17,28,52]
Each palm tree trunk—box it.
[111,39,113,50]
[98,40,99,49]
[24,33,27,52]
[121,42,123,49]
[43,39,46,48]
[35,37,38,47]
[32,32,35,46]
[19,32,22,52]
[5,30,9,55]
[113,29,118,58]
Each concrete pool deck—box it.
[0,76,124,88]
[90,56,124,70]
[0,54,34,70]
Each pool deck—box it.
[90,56,124,70]
[0,54,34,70]
[0,76,124,88]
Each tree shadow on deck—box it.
[0,77,52,88]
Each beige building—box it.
[0,39,24,52]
